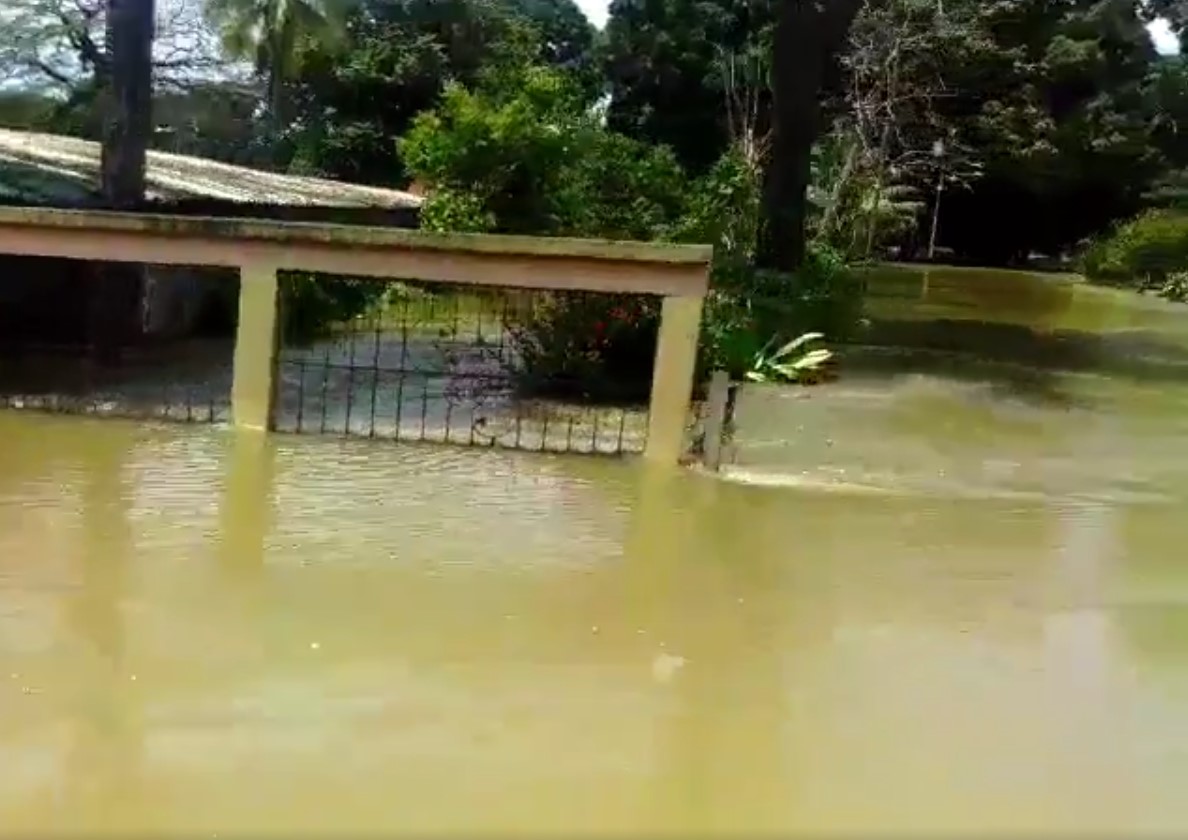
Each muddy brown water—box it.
[4,265,1188,835]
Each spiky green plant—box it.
[745,332,833,383]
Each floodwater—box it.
[5,265,1188,835]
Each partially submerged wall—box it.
[0,198,422,348]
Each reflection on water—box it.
[4,268,1188,834]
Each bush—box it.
[400,67,685,239]
[1081,210,1188,287]
[400,65,687,398]
[400,68,867,400]
[505,293,659,402]
[671,149,762,259]
[699,245,864,381]
[281,273,387,344]
[1159,271,1188,303]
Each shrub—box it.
[400,68,867,401]
[505,293,659,402]
[400,67,685,240]
[1160,271,1188,303]
[400,65,687,398]
[281,273,387,344]
[1081,210,1188,287]
[671,149,762,260]
[699,245,864,381]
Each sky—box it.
[575,0,610,29]
[1149,17,1182,54]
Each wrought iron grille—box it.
[274,278,655,456]
[0,269,665,458]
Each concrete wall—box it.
[0,199,420,348]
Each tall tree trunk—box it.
[90,0,155,363]
[102,0,154,205]
[758,0,865,272]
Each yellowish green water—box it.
[5,266,1188,835]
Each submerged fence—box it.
[274,282,658,455]
[0,257,236,424]
[0,208,711,462]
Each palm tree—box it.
[203,0,353,119]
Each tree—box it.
[503,0,598,90]
[279,0,596,185]
[808,0,989,258]
[0,0,225,95]
[400,63,688,400]
[1144,55,1188,208]
[601,0,866,268]
[757,0,865,271]
[927,0,1165,264]
[202,0,351,116]
[83,0,157,363]
[401,64,685,238]
[101,0,155,207]
[0,0,231,143]
[602,0,773,173]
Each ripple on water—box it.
[6,382,1188,835]
[110,430,637,572]
[715,463,1179,508]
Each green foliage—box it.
[1081,209,1188,289]
[1160,271,1188,302]
[417,188,494,233]
[602,0,774,173]
[672,147,762,258]
[931,0,1167,263]
[602,0,1179,264]
[1149,58,1188,168]
[0,92,58,131]
[281,273,387,344]
[699,245,863,380]
[401,63,858,398]
[401,66,685,239]
[558,131,688,240]
[279,0,597,185]
[504,293,660,401]
[674,146,864,381]
[203,0,357,118]
[215,0,597,342]
[745,332,833,384]
[400,63,692,400]
[807,129,929,259]
[400,67,584,233]
[1145,168,1188,211]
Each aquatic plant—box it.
[745,332,833,384]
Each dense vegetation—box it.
[0,0,1185,390]
[1082,209,1188,300]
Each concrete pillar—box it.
[701,370,731,471]
[231,262,280,431]
[645,294,704,464]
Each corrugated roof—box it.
[0,128,423,209]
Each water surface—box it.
[4,266,1188,835]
